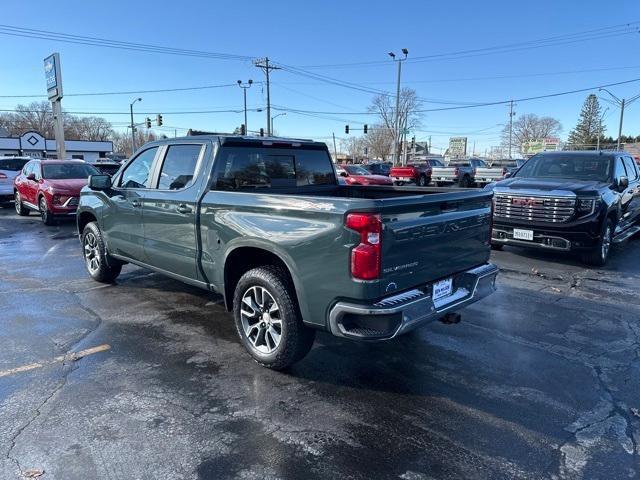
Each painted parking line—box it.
[0,344,110,378]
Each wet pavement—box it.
[1,206,639,479]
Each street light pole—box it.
[129,97,142,154]
[271,112,286,134]
[237,80,253,133]
[389,49,408,165]
[617,98,625,151]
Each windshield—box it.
[514,154,612,182]
[345,165,370,175]
[42,163,100,179]
[0,158,30,171]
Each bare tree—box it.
[111,130,159,156]
[364,124,393,160]
[501,114,562,154]
[66,116,114,141]
[369,88,422,162]
[340,136,366,162]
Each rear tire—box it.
[581,218,613,267]
[418,175,427,186]
[39,196,55,225]
[14,192,29,216]
[233,266,315,370]
[82,222,122,282]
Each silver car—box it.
[0,157,31,204]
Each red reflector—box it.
[346,213,382,280]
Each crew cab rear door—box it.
[620,155,640,228]
[378,190,492,293]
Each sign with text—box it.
[521,137,559,155]
[448,137,467,157]
[44,53,63,101]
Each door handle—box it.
[176,204,192,214]
[131,200,142,207]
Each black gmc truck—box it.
[490,151,640,266]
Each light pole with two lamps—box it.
[129,97,142,153]
[388,48,408,165]
[237,80,253,133]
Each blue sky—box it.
[1,0,639,154]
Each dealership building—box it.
[0,131,112,161]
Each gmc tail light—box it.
[454,167,459,176]
[346,213,382,280]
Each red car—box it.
[14,159,99,225]
[336,164,393,185]
[390,159,444,186]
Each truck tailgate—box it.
[475,167,505,182]
[431,167,457,180]
[379,190,492,293]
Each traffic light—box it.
[240,124,246,135]
[411,136,415,149]
[363,124,368,134]
[156,114,163,126]
[259,128,264,137]
[145,117,151,128]
[345,125,349,134]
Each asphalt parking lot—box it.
[1,207,639,480]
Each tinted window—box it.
[42,163,99,179]
[157,144,202,190]
[0,158,30,171]
[623,157,638,180]
[215,146,335,190]
[120,147,158,189]
[614,158,627,179]
[515,154,613,182]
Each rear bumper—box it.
[328,263,498,340]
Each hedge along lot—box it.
[0,207,639,480]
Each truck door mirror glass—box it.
[617,176,629,191]
[27,173,36,181]
[89,174,112,191]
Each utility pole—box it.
[130,97,142,154]
[508,100,515,159]
[388,49,408,165]
[332,132,338,161]
[237,79,253,133]
[599,88,640,151]
[254,58,280,136]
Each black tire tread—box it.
[82,222,122,282]
[233,266,315,370]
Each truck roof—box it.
[535,150,623,158]
[163,134,324,148]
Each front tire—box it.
[39,196,55,225]
[233,266,315,370]
[582,218,613,267]
[82,222,122,282]
[14,192,29,216]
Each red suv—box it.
[14,159,99,225]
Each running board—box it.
[613,225,640,243]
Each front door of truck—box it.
[102,147,159,261]
[142,142,206,281]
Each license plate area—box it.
[432,277,453,301]
[513,228,534,241]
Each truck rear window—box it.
[214,146,336,190]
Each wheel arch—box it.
[77,210,98,236]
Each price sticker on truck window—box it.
[513,228,534,241]
[432,277,453,301]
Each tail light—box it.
[0,173,6,179]
[501,167,508,177]
[454,167,459,176]
[346,213,382,280]
[473,168,478,175]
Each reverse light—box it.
[346,213,382,280]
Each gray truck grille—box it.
[494,194,575,223]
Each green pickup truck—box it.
[77,135,498,369]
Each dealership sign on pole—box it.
[521,137,560,156]
[44,52,66,159]
[448,137,467,158]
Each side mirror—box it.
[617,176,629,192]
[88,174,112,191]
[339,171,348,177]
[27,173,36,181]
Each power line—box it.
[0,82,252,99]
[0,24,254,61]
[0,107,264,115]
[296,22,640,69]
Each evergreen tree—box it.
[567,94,604,149]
